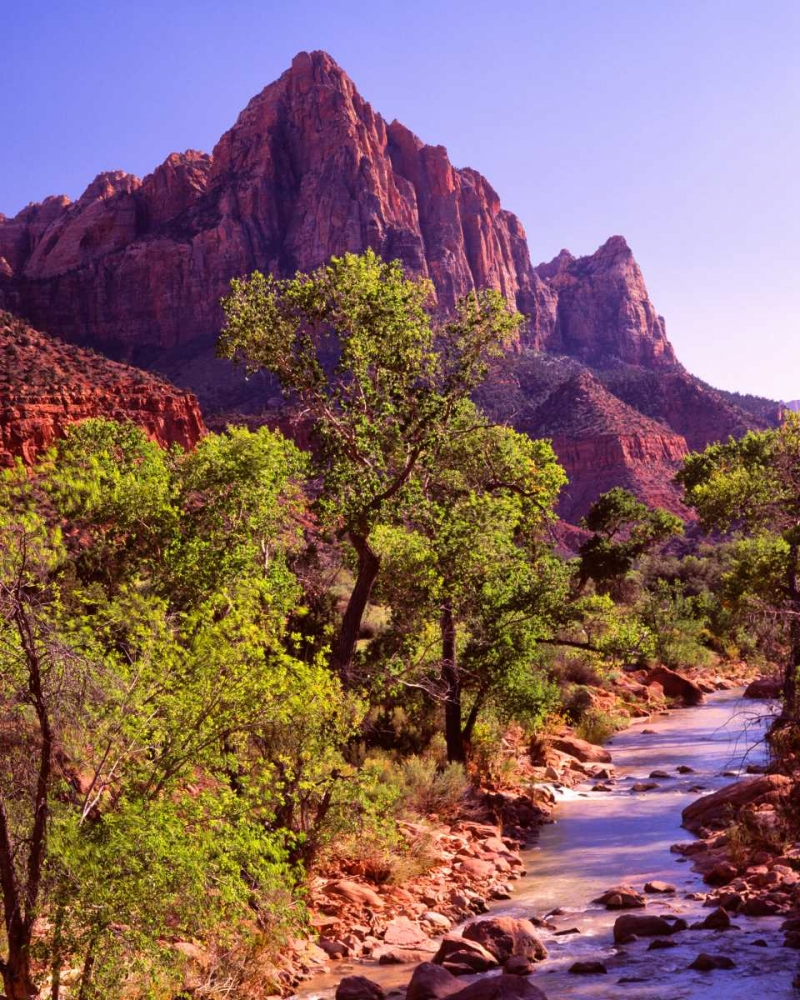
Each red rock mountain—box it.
[518,369,689,521]
[0,312,205,466]
[0,50,775,515]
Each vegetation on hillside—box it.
[0,253,792,999]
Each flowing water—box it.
[298,691,795,999]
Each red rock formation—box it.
[0,51,552,365]
[0,312,205,466]
[523,370,690,521]
[532,237,677,367]
[0,50,776,518]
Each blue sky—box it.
[4,0,799,398]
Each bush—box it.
[575,708,623,745]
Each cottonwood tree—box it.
[677,414,800,720]
[219,250,521,683]
[370,403,567,761]
[578,487,683,594]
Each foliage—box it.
[578,487,683,593]
[219,250,523,678]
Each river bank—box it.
[289,675,795,999]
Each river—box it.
[298,690,793,999]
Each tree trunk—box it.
[331,531,381,686]
[786,544,800,722]
[2,918,37,999]
[441,600,464,763]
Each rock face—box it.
[0,50,775,515]
[518,369,690,521]
[532,238,676,367]
[0,313,205,465]
[682,775,793,834]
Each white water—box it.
[299,691,795,999]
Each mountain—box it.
[0,312,205,466]
[0,50,776,516]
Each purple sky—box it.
[4,1,799,399]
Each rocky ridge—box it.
[0,313,205,465]
[0,50,776,515]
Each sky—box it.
[3,0,799,399]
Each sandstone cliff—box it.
[519,369,690,521]
[0,50,775,517]
[0,313,205,466]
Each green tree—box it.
[219,250,521,683]
[677,414,800,718]
[370,405,567,761]
[578,487,683,593]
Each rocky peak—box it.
[77,170,142,206]
[533,237,678,368]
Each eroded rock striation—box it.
[0,313,205,466]
[0,50,776,514]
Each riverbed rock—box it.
[682,775,793,834]
[688,953,736,970]
[631,781,659,792]
[503,956,534,976]
[648,938,678,949]
[569,961,607,974]
[645,667,704,706]
[743,676,782,699]
[613,914,682,944]
[406,963,463,1000]
[432,935,499,974]
[336,977,387,1000]
[697,907,731,930]
[547,735,612,764]
[593,885,646,910]
[644,881,676,894]
[446,974,549,1000]
[462,917,547,963]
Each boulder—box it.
[462,917,547,963]
[613,914,682,944]
[743,676,782,699]
[592,885,646,910]
[682,775,793,834]
[384,917,432,949]
[644,881,675,894]
[704,863,738,887]
[569,961,607,974]
[503,956,534,976]
[698,907,731,930]
[432,936,499,974]
[325,879,385,909]
[446,975,549,1000]
[645,667,704,706]
[337,978,386,1000]
[548,735,612,764]
[406,963,463,1000]
[688,953,736,971]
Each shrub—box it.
[575,708,623,745]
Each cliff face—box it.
[0,52,554,365]
[0,313,205,466]
[0,50,774,516]
[518,369,690,521]
[532,237,677,368]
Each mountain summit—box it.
[0,51,774,515]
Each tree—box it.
[677,414,800,719]
[219,250,522,683]
[0,420,360,997]
[578,487,683,593]
[369,404,567,761]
